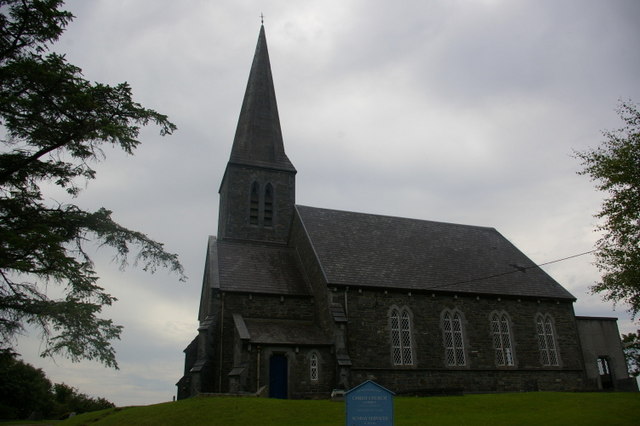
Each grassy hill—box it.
[56,392,638,425]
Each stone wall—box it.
[350,369,584,393]
[217,292,317,393]
[338,287,585,393]
[218,164,295,243]
[253,346,336,398]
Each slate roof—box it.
[242,318,333,345]
[295,205,575,300]
[214,239,310,295]
[228,25,295,172]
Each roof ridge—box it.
[295,204,496,231]
[218,238,292,249]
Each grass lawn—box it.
[48,392,639,425]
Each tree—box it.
[0,350,115,420]
[0,0,185,368]
[0,349,54,419]
[621,330,640,377]
[52,382,114,417]
[576,100,640,317]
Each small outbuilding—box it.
[576,316,636,391]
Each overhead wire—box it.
[426,249,597,291]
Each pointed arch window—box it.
[491,312,515,366]
[248,181,275,227]
[536,314,559,366]
[309,351,319,382]
[249,181,260,225]
[390,307,413,366]
[264,183,274,227]
[442,309,466,366]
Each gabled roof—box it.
[238,317,332,346]
[228,25,295,172]
[213,239,310,295]
[295,205,575,300]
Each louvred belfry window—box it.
[264,183,273,227]
[249,181,259,225]
[390,307,414,366]
[491,312,515,366]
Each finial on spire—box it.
[260,13,264,25]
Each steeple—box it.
[217,25,296,244]
[229,25,295,172]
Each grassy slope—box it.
[61,392,639,426]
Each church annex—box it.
[177,26,634,399]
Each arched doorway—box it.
[269,354,288,398]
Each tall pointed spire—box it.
[229,25,295,172]
[217,24,296,244]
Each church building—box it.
[177,26,634,399]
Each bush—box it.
[0,349,53,419]
[0,350,114,420]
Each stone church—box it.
[177,26,634,399]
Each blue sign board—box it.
[345,380,394,426]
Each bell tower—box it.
[217,25,296,244]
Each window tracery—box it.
[390,306,414,366]
[536,314,559,366]
[309,351,319,381]
[442,309,466,366]
[490,312,515,366]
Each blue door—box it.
[269,354,288,398]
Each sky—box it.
[13,0,640,406]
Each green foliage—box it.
[0,0,185,368]
[0,349,53,420]
[52,383,114,418]
[60,393,640,426]
[622,330,640,377]
[576,100,640,317]
[0,350,114,420]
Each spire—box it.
[229,25,295,172]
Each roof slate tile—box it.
[295,205,575,300]
[216,240,310,295]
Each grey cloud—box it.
[16,0,640,407]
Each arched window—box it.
[536,314,559,366]
[264,183,273,227]
[390,307,413,366]
[442,310,466,366]
[249,181,259,225]
[309,352,319,381]
[490,312,515,366]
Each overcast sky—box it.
[15,0,640,406]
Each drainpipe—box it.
[218,292,225,392]
[344,287,349,317]
[257,346,261,392]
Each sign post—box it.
[345,380,394,426]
